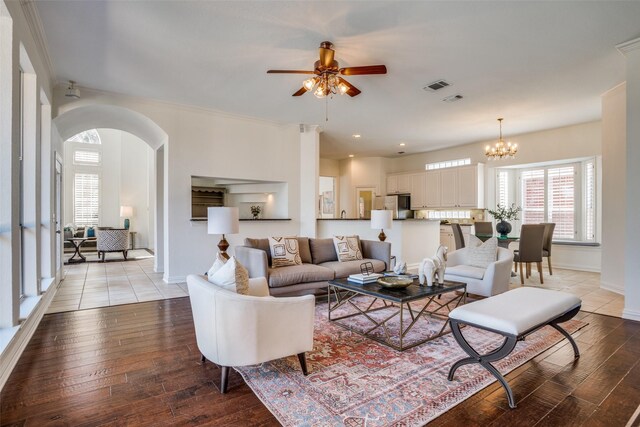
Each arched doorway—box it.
[53,105,168,275]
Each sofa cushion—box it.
[319,258,386,279]
[333,235,363,262]
[208,256,249,295]
[244,238,272,266]
[446,264,486,280]
[267,264,335,288]
[269,237,302,267]
[297,237,312,264]
[309,238,338,264]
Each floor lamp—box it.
[208,207,239,259]
[371,210,393,242]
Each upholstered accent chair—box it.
[187,274,315,393]
[96,228,129,262]
[444,247,514,297]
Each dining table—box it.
[476,234,519,249]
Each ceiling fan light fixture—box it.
[303,78,316,91]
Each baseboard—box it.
[600,281,625,295]
[622,308,640,322]
[165,275,187,284]
[0,278,60,392]
[552,262,601,273]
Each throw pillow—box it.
[207,252,227,279]
[467,234,483,248]
[208,256,249,295]
[467,237,498,268]
[269,236,302,268]
[333,235,363,262]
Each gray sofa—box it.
[235,237,391,297]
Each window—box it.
[67,129,101,144]
[514,159,596,242]
[427,210,471,219]
[496,171,509,207]
[73,150,100,165]
[74,173,99,226]
[425,158,471,170]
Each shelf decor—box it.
[250,205,262,220]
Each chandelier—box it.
[302,73,349,98]
[485,118,517,160]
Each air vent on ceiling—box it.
[423,79,451,92]
[442,94,464,103]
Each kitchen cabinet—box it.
[428,164,485,209]
[440,224,472,250]
[409,173,425,209]
[386,173,411,194]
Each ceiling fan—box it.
[267,41,387,98]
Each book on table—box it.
[347,273,383,284]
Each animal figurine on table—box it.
[418,245,448,286]
[393,261,407,275]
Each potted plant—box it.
[487,203,521,237]
[250,205,262,220]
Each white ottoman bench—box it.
[447,287,582,408]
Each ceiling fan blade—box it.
[339,65,387,76]
[319,46,335,68]
[292,86,308,96]
[338,77,361,97]
[267,70,316,74]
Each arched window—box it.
[67,129,101,144]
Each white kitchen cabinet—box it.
[424,170,441,207]
[429,164,485,209]
[409,172,425,209]
[387,173,412,194]
[386,175,398,194]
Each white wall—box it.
[54,88,302,282]
[601,84,626,293]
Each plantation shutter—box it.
[73,150,100,165]
[497,171,509,207]
[548,166,575,239]
[74,173,99,226]
[521,169,545,224]
[584,160,596,241]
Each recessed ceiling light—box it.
[348,154,355,158]
[399,143,406,147]
[352,134,361,139]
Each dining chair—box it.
[451,223,465,249]
[474,221,493,236]
[513,224,546,285]
[540,223,556,275]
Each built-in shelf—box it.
[191,186,225,218]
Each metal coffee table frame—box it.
[328,279,467,351]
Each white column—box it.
[618,38,640,321]
[299,125,320,237]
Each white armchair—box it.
[186,274,315,393]
[444,247,514,297]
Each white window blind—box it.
[73,150,100,165]
[521,169,545,224]
[585,160,596,240]
[497,171,509,207]
[548,166,575,239]
[74,173,99,226]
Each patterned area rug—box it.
[64,248,154,264]
[236,295,586,427]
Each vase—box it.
[495,220,512,237]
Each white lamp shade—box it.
[207,207,239,235]
[120,206,133,217]
[371,210,393,230]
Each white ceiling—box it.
[35,1,640,159]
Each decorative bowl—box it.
[377,276,414,289]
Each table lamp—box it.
[371,210,393,242]
[120,206,133,229]
[208,207,239,259]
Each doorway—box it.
[356,187,376,219]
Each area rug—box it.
[235,295,586,427]
[64,248,154,264]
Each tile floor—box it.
[48,257,625,318]
[47,257,188,314]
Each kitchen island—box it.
[317,218,441,269]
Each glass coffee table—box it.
[327,278,467,351]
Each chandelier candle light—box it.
[485,118,518,160]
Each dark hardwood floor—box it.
[1,297,639,426]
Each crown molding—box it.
[616,37,640,55]
[20,0,56,83]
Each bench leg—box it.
[448,320,519,408]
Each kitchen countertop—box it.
[317,218,441,222]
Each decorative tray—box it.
[377,276,414,289]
